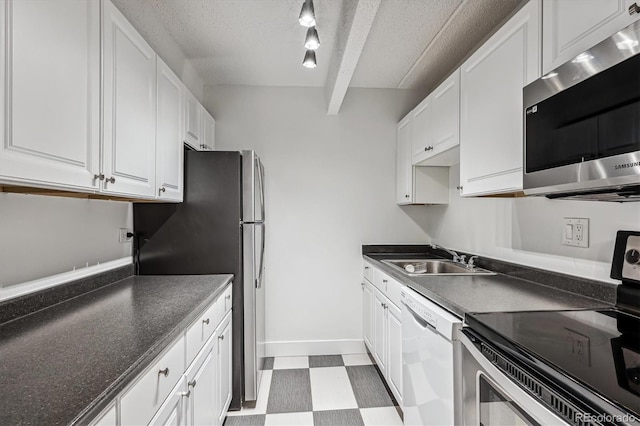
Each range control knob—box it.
[625,249,640,265]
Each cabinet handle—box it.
[219,334,225,340]
[188,379,197,389]
[202,318,210,325]
[226,294,231,300]
[105,176,116,184]
[200,144,205,149]
[630,3,640,15]
[382,279,388,283]
[405,194,410,198]
[364,266,369,270]
[181,389,191,398]
[424,146,433,151]
[158,368,169,377]
[456,185,463,191]
[93,174,105,181]
[159,187,166,194]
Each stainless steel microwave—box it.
[523,20,640,202]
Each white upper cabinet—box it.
[0,0,100,191]
[396,114,450,206]
[411,97,431,163]
[412,69,461,166]
[396,115,413,204]
[156,58,184,202]
[542,0,640,74]
[184,89,202,150]
[102,0,157,198]
[201,107,216,151]
[459,0,541,196]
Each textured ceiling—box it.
[113,0,524,92]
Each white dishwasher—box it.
[401,287,462,426]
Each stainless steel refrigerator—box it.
[132,150,266,410]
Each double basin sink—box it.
[382,259,495,276]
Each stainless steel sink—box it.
[381,259,495,276]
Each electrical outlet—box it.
[119,228,132,243]
[562,218,589,248]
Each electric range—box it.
[461,231,640,426]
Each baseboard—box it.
[265,339,366,357]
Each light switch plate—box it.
[562,218,589,248]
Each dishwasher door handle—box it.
[403,300,437,333]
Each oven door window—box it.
[479,374,539,426]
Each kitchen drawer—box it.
[363,262,374,283]
[186,299,218,366]
[373,268,403,307]
[222,284,232,314]
[120,335,185,426]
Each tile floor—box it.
[224,354,403,426]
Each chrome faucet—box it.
[429,244,466,264]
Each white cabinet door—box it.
[362,280,374,353]
[386,301,403,406]
[542,0,640,74]
[184,89,202,150]
[372,288,387,377]
[411,97,431,163]
[156,58,184,202]
[216,314,233,426]
[201,108,215,151]
[150,379,187,426]
[102,0,156,198]
[396,115,413,204]
[185,344,216,426]
[460,0,540,196]
[423,69,460,166]
[0,0,100,191]
[412,69,461,166]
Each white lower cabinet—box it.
[372,287,388,377]
[362,280,374,350]
[185,339,216,426]
[150,379,188,426]
[96,283,232,426]
[386,301,403,406]
[362,263,403,406]
[216,314,233,426]
[120,336,186,425]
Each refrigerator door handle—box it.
[256,222,265,289]
[257,158,265,222]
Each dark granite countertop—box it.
[363,246,615,318]
[0,274,233,426]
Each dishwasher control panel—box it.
[404,293,438,329]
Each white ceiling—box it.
[113,0,523,101]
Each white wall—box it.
[110,0,204,101]
[426,164,640,283]
[0,194,132,289]
[205,86,429,355]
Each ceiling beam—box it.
[325,0,381,115]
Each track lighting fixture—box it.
[304,26,320,50]
[298,0,316,27]
[302,50,317,68]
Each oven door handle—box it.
[402,300,437,333]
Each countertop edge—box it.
[72,274,234,426]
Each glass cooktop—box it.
[467,309,640,418]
